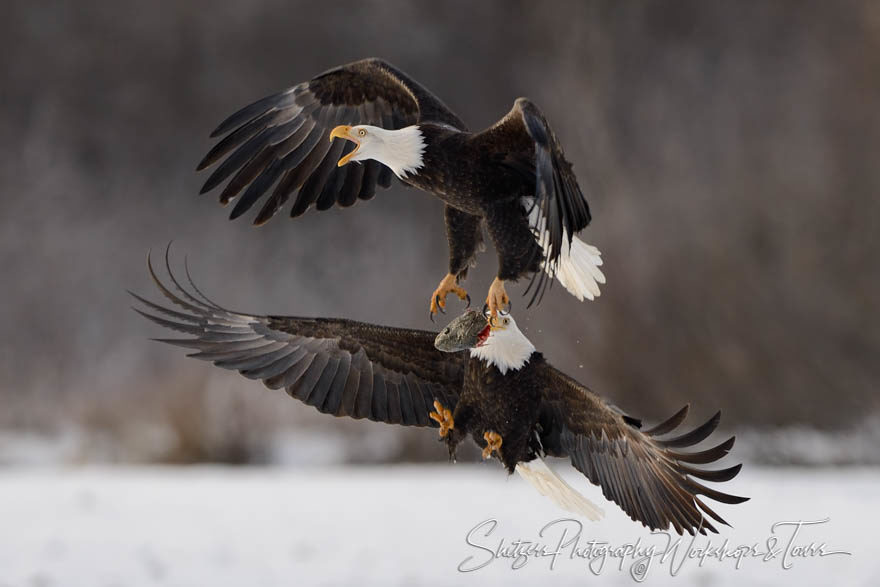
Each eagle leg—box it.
[428,400,455,438]
[429,273,469,319]
[485,277,510,318]
[482,430,503,460]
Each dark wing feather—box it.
[536,365,747,535]
[198,58,465,224]
[134,250,464,427]
[480,98,592,307]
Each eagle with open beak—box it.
[197,58,604,320]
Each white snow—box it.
[0,464,873,586]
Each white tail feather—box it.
[523,198,606,301]
[549,235,606,301]
[516,458,604,521]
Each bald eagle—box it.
[196,58,604,318]
[133,252,746,535]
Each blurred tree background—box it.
[1,0,877,464]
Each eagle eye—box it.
[357,128,367,137]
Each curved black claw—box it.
[429,310,436,324]
[464,293,471,309]
[435,295,446,315]
[481,301,512,318]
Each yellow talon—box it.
[488,314,508,331]
[485,278,509,318]
[482,430,503,460]
[429,400,454,438]
[430,273,469,317]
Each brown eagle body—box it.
[451,351,548,472]
[196,58,604,316]
[405,122,547,282]
[134,252,747,535]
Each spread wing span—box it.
[537,365,748,535]
[197,58,466,224]
[132,249,463,427]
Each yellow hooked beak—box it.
[329,125,360,167]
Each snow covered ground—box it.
[0,464,874,586]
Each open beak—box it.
[329,125,359,166]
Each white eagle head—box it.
[434,310,536,375]
[328,124,425,179]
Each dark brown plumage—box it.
[196,58,600,315]
[533,366,747,535]
[133,253,746,536]
[133,249,462,427]
[197,59,464,224]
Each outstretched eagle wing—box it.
[197,58,466,225]
[536,364,747,535]
[479,98,593,306]
[132,251,463,427]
